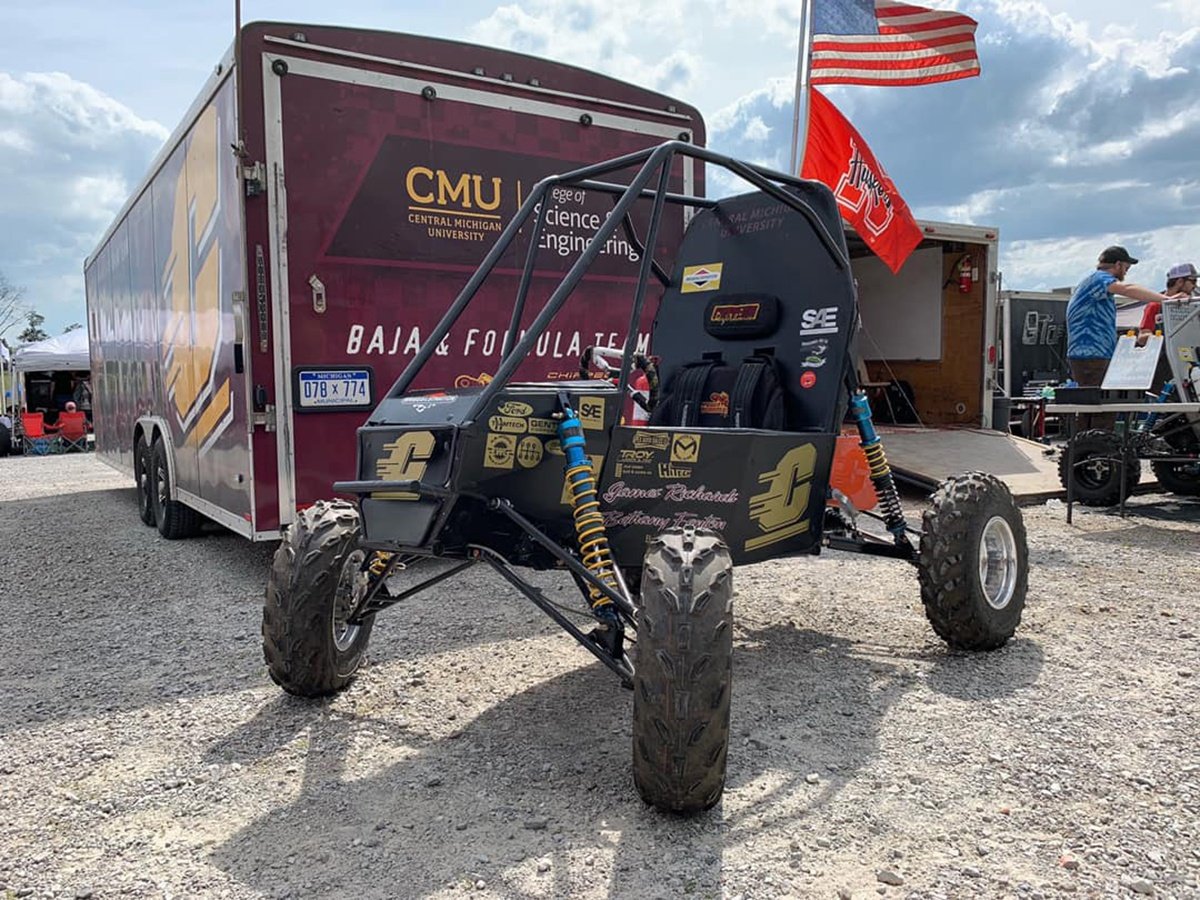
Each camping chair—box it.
[20,412,62,455]
[55,410,91,452]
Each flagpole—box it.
[789,0,815,174]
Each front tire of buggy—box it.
[632,527,733,814]
[262,500,377,697]
[919,472,1028,651]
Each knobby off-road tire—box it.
[633,527,733,814]
[262,500,376,697]
[1150,431,1200,495]
[135,433,156,527]
[1057,429,1140,507]
[919,472,1028,651]
[151,438,202,539]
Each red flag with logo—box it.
[800,87,922,273]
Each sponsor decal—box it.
[746,444,817,552]
[700,391,730,417]
[601,481,738,505]
[632,432,672,451]
[681,263,724,293]
[516,436,544,468]
[578,396,606,430]
[800,371,818,389]
[545,439,565,456]
[799,306,839,337]
[374,431,437,500]
[487,415,528,434]
[402,392,453,404]
[618,449,656,462]
[484,433,516,469]
[799,338,828,369]
[658,462,693,479]
[670,433,701,464]
[497,401,533,417]
[710,303,760,324]
[455,372,493,388]
[527,417,557,435]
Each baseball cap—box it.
[1099,245,1139,265]
[1166,262,1199,281]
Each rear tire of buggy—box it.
[632,527,733,814]
[135,433,155,527]
[1057,429,1140,506]
[1151,460,1200,495]
[151,438,202,539]
[919,472,1027,651]
[262,500,376,697]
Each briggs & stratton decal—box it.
[681,263,724,293]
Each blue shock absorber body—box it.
[847,392,910,541]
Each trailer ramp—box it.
[875,427,1064,502]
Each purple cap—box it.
[1166,262,1199,282]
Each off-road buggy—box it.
[262,143,1029,813]
[1058,299,1200,505]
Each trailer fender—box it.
[136,416,179,501]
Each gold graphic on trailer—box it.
[669,433,701,464]
[746,444,817,552]
[374,431,437,500]
[161,104,230,448]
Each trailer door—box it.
[261,49,696,520]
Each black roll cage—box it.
[385,140,850,420]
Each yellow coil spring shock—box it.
[558,403,618,609]
[848,392,910,543]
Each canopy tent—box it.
[12,329,91,372]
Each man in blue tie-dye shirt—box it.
[1066,246,1178,427]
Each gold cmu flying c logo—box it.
[374,432,437,500]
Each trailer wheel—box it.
[135,433,155,527]
[262,500,376,697]
[919,472,1028,651]
[150,438,202,539]
[632,527,733,814]
[1057,429,1140,506]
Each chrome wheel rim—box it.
[978,516,1019,610]
[332,548,367,651]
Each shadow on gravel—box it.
[1078,521,1199,556]
[211,621,925,898]
[1094,495,1200,525]
[922,637,1045,702]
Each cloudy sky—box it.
[1,0,1198,336]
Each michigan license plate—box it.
[296,369,373,409]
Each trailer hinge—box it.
[252,404,277,432]
[243,162,267,198]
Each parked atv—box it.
[263,142,1029,813]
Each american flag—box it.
[811,0,981,87]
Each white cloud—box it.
[0,71,166,333]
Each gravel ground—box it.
[0,453,1198,900]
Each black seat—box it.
[648,187,858,433]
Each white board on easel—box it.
[1102,335,1162,391]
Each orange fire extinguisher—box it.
[957,254,973,293]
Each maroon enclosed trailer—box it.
[85,22,705,540]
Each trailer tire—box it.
[632,527,733,814]
[262,500,376,697]
[1057,429,1140,506]
[135,434,156,527]
[150,438,202,539]
[919,472,1027,651]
